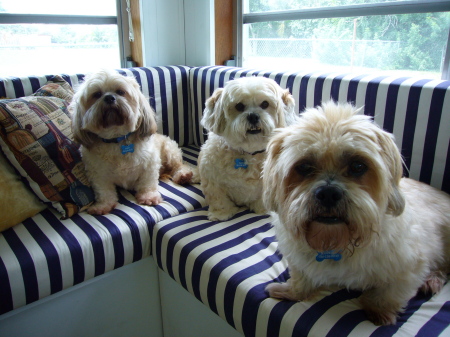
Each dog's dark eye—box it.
[260,101,269,109]
[348,161,368,177]
[116,89,126,96]
[93,91,102,99]
[295,162,314,176]
[235,103,245,112]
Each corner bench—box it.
[0,65,449,337]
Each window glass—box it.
[245,0,412,13]
[242,12,450,78]
[0,0,116,16]
[0,24,120,76]
[0,0,119,77]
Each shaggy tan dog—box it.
[198,76,297,221]
[263,101,450,325]
[71,69,192,215]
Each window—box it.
[238,0,450,79]
[0,0,129,77]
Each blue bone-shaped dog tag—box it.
[316,250,342,262]
[234,158,248,169]
[121,144,135,154]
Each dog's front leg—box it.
[203,182,241,221]
[248,198,267,215]
[88,181,119,215]
[359,279,418,325]
[135,170,163,206]
[266,268,320,302]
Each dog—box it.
[198,76,297,221]
[71,69,192,215]
[262,101,450,325]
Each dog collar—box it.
[100,132,135,154]
[234,149,265,169]
[246,149,265,156]
[101,132,133,143]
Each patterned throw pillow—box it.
[0,77,94,218]
[33,75,75,101]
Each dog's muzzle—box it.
[102,110,125,128]
[246,113,262,134]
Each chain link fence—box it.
[246,38,401,69]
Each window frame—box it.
[0,0,131,69]
[236,0,450,80]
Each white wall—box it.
[0,257,163,337]
[159,269,243,337]
[140,0,214,67]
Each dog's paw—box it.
[172,169,193,185]
[363,307,398,326]
[265,282,307,301]
[136,191,163,206]
[420,270,447,295]
[266,282,292,300]
[360,292,401,326]
[87,202,117,215]
[189,166,201,184]
[207,206,241,221]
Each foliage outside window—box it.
[242,0,450,79]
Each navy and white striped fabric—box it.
[0,65,192,146]
[0,66,199,315]
[153,208,450,337]
[0,180,205,314]
[190,66,450,194]
[117,66,192,146]
[1,64,449,336]
[0,73,84,98]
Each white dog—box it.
[71,69,192,215]
[198,76,297,221]
[262,101,450,325]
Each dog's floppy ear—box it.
[375,128,405,216]
[136,92,157,139]
[124,76,157,139]
[281,89,297,126]
[201,88,226,134]
[275,88,297,128]
[70,96,98,149]
[262,130,286,213]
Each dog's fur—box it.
[262,101,450,325]
[198,76,297,221]
[71,69,192,215]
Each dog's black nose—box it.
[315,185,343,208]
[104,95,116,104]
[247,113,260,125]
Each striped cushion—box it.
[117,66,192,146]
[181,144,200,166]
[153,208,450,337]
[0,74,84,99]
[0,66,192,146]
[190,66,450,194]
[0,180,205,315]
[0,67,198,314]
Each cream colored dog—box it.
[198,76,297,221]
[263,101,450,325]
[71,69,192,215]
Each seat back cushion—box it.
[118,66,192,146]
[190,66,450,193]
